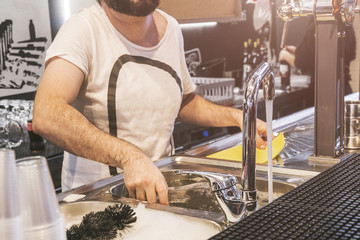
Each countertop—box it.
[187,91,360,239]
[56,90,360,239]
[181,92,360,173]
[174,74,314,152]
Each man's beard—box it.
[103,0,160,17]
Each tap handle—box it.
[336,0,357,26]
[280,21,290,49]
[174,170,238,191]
[277,0,293,49]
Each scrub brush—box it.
[66,203,137,240]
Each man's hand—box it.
[178,93,273,150]
[285,45,296,55]
[279,46,296,67]
[255,118,271,149]
[123,156,169,205]
[236,110,272,150]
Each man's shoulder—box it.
[59,4,106,36]
[156,9,180,28]
[66,4,104,26]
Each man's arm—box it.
[33,57,168,204]
[178,93,268,149]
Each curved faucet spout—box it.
[173,63,275,224]
[242,62,275,213]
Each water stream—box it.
[265,100,274,203]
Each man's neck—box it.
[101,3,166,47]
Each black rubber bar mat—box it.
[210,153,360,240]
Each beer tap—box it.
[277,0,358,26]
[333,0,358,26]
[277,0,359,161]
[277,0,313,48]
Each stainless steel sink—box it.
[110,170,297,212]
[154,156,317,212]
[60,200,223,240]
[58,155,319,230]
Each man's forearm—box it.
[32,97,145,168]
[178,93,243,128]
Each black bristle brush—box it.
[66,203,137,240]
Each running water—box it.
[265,99,274,203]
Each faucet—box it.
[241,61,275,213]
[175,62,275,225]
[174,170,247,224]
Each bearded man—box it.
[33,0,268,204]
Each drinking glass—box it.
[0,112,23,148]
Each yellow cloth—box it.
[207,132,285,164]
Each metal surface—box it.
[339,0,357,26]
[181,107,315,159]
[110,170,297,225]
[174,170,246,224]
[193,77,235,106]
[57,155,315,230]
[277,0,314,22]
[280,21,290,49]
[277,0,357,24]
[59,200,223,237]
[314,0,345,158]
[241,62,275,217]
[174,170,238,191]
[182,92,360,172]
[277,0,353,159]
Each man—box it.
[33,0,268,205]
[279,17,356,95]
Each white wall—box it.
[69,0,97,16]
[65,0,97,20]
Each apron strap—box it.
[106,55,183,176]
[109,166,118,176]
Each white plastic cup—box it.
[0,216,22,240]
[16,156,66,240]
[22,217,65,240]
[0,148,22,240]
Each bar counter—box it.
[184,92,360,239]
[210,154,360,239]
[56,92,360,239]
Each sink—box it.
[58,155,317,236]
[110,170,296,212]
[60,201,222,240]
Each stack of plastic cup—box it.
[16,156,66,240]
[0,149,22,240]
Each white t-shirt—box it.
[45,4,196,191]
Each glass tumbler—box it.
[0,113,23,148]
